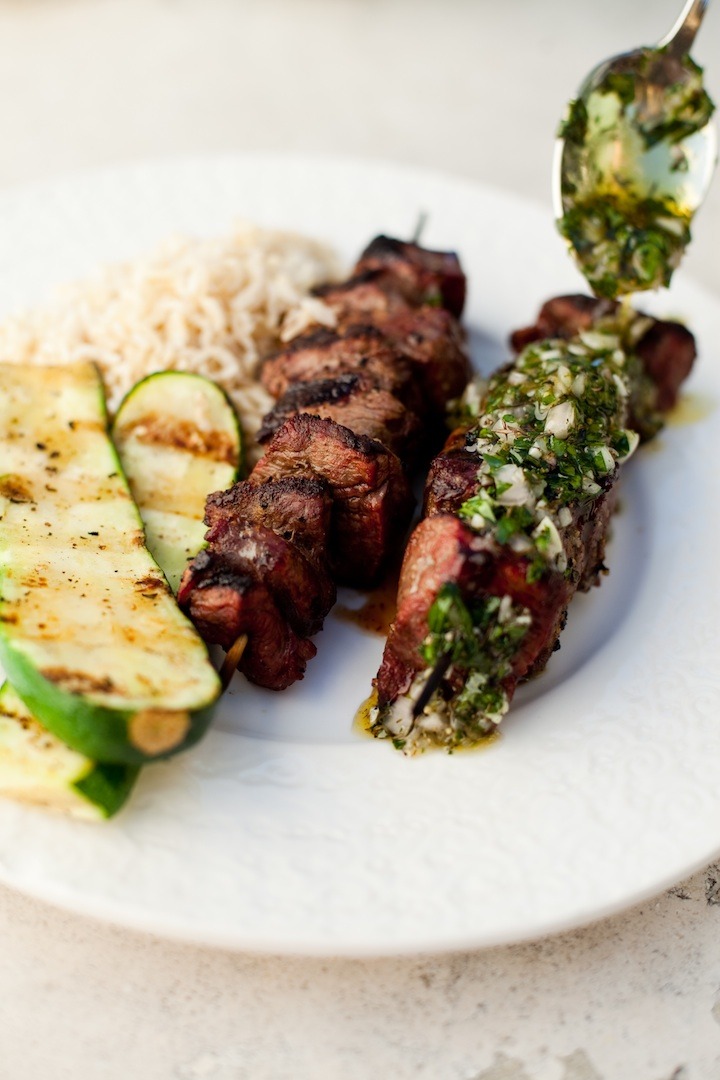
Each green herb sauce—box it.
[421,585,530,744]
[559,193,691,300]
[457,327,641,576]
[379,317,658,752]
[558,49,714,297]
[372,585,531,752]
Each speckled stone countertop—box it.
[1,2,719,1077]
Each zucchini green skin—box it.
[0,639,217,766]
[112,372,242,593]
[0,683,138,820]
[0,362,221,765]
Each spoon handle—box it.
[658,0,712,56]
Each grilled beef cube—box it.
[375,514,572,709]
[197,476,336,636]
[572,483,618,594]
[205,475,332,570]
[179,474,336,686]
[355,235,466,317]
[379,307,471,417]
[261,325,419,409]
[203,518,334,637]
[314,275,471,414]
[313,269,415,326]
[509,294,612,351]
[251,414,414,587]
[177,557,315,691]
[510,294,696,420]
[423,423,617,593]
[635,320,696,414]
[257,372,423,463]
[423,428,480,517]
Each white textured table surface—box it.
[1,2,719,1078]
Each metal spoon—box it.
[553,0,717,297]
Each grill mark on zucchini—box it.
[40,670,116,695]
[135,574,166,595]
[0,476,34,503]
[118,414,239,464]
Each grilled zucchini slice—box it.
[0,683,137,820]
[0,362,221,765]
[112,372,241,592]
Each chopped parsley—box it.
[456,328,641,581]
[375,585,531,751]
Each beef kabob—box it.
[177,236,471,690]
[372,296,695,751]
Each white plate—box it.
[0,155,718,956]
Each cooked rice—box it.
[0,222,340,461]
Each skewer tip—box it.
[411,210,429,245]
[411,649,453,719]
[219,634,249,691]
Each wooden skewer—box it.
[219,633,249,691]
[411,647,453,720]
[412,210,429,244]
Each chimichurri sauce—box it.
[558,48,714,298]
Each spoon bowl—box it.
[554,0,717,297]
[554,47,717,221]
